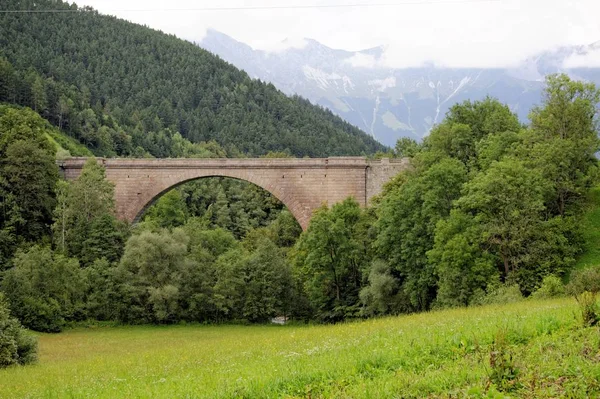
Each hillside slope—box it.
[0,0,385,157]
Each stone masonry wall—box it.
[366,158,411,201]
[59,157,408,230]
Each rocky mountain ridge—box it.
[200,30,600,146]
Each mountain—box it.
[201,30,600,147]
[0,0,385,158]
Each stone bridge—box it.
[58,157,409,230]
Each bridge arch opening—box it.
[135,175,303,238]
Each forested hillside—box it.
[1,73,599,338]
[0,0,385,157]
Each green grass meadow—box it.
[1,298,599,398]
[575,186,600,271]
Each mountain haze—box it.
[201,30,600,147]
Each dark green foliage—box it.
[79,214,128,266]
[488,330,520,392]
[82,258,120,321]
[575,187,600,269]
[0,0,384,158]
[0,293,37,368]
[523,74,600,217]
[53,159,127,266]
[116,229,188,324]
[367,77,597,315]
[213,238,293,322]
[394,137,421,158]
[184,225,240,262]
[260,210,302,248]
[376,158,468,311]
[111,222,298,324]
[1,246,84,332]
[214,188,233,230]
[283,80,598,321]
[429,209,497,308]
[0,105,59,267]
[475,131,520,170]
[144,190,188,229]
[178,227,240,322]
[359,260,400,316]
[455,161,548,276]
[531,275,565,299]
[425,97,521,167]
[293,198,372,321]
[146,177,287,239]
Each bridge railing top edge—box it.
[366,158,410,165]
[57,157,385,169]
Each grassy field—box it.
[1,298,599,398]
[575,186,600,271]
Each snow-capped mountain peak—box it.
[200,30,600,146]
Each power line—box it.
[0,0,502,13]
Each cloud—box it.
[263,37,308,53]
[369,77,397,92]
[80,0,600,69]
[344,53,380,68]
[564,49,600,68]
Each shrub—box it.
[1,246,85,332]
[488,329,520,392]
[0,293,38,368]
[575,291,598,327]
[82,258,120,321]
[360,260,400,316]
[530,275,565,299]
[566,267,600,327]
[471,283,523,306]
[567,267,600,296]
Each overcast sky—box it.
[81,0,600,68]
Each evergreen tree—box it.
[0,105,58,267]
[213,187,232,230]
[52,158,126,266]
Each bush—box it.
[566,267,600,327]
[360,260,400,316]
[567,267,600,296]
[530,275,565,299]
[0,293,38,368]
[1,246,85,332]
[488,329,520,392]
[471,283,523,306]
[82,258,120,321]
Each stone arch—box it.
[131,173,306,228]
[110,165,316,230]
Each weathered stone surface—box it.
[58,157,409,230]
